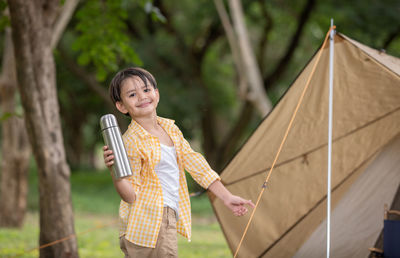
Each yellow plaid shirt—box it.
[119,116,220,248]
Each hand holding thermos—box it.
[100,114,132,178]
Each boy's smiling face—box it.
[116,76,159,119]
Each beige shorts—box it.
[119,207,178,258]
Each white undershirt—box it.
[154,143,180,215]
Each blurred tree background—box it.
[0,0,399,197]
[0,0,399,253]
[1,0,400,218]
[53,0,400,171]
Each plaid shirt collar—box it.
[128,116,175,139]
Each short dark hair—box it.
[109,67,157,104]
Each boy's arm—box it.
[177,128,254,216]
[208,179,255,216]
[103,145,136,204]
[111,175,136,204]
[179,134,220,189]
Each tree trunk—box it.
[7,0,78,257]
[0,0,79,229]
[0,28,30,227]
[229,0,272,117]
[213,0,247,99]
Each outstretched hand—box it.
[208,180,255,217]
[224,195,255,217]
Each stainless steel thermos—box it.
[100,114,132,178]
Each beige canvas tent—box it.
[210,33,400,258]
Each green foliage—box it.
[0,112,14,122]
[203,40,238,117]
[0,106,23,123]
[0,0,9,33]
[142,0,166,23]
[72,0,142,81]
[54,0,400,170]
[325,0,400,50]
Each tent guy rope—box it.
[11,220,118,258]
[233,25,336,258]
[10,192,203,257]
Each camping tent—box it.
[210,33,400,258]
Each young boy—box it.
[103,67,254,257]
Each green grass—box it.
[0,212,40,257]
[27,169,121,214]
[179,222,231,258]
[0,170,231,257]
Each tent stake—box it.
[327,18,335,258]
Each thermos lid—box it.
[100,114,118,130]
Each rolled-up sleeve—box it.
[179,132,220,189]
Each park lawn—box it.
[0,170,231,257]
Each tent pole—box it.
[327,19,335,258]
